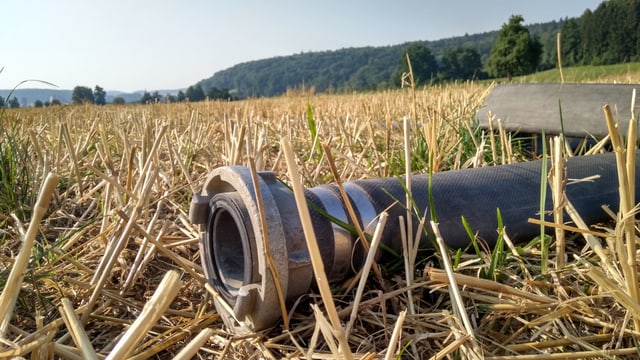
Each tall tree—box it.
[393,43,438,86]
[486,15,543,81]
[207,86,234,101]
[139,91,163,103]
[94,85,106,105]
[72,86,95,104]
[560,18,582,66]
[186,84,205,101]
[0,95,4,107]
[440,46,484,80]
[579,0,640,64]
[8,97,20,108]
[139,91,152,104]
[151,91,162,102]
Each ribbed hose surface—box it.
[352,152,637,250]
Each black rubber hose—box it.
[352,151,636,251]
[191,151,637,330]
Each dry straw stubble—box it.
[0,82,638,358]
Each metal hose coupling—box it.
[190,152,637,331]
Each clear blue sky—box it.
[2,0,603,92]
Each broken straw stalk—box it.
[0,172,59,336]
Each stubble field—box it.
[1,81,639,359]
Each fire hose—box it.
[189,151,638,330]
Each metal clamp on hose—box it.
[190,166,377,330]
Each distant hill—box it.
[0,88,184,107]
[197,20,566,98]
[0,88,73,106]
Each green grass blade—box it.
[558,98,568,153]
[539,129,548,273]
[487,208,505,280]
[306,102,322,157]
[428,155,437,222]
[461,215,485,267]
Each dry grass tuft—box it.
[0,83,638,358]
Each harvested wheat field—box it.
[1,82,639,359]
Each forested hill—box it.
[199,20,564,97]
[197,20,563,98]
[197,0,640,98]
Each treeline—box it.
[137,84,235,104]
[0,95,62,108]
[560,0,640,65]
[21,84,237,107]
[0,95,22,108]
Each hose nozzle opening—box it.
[206,192,256,301]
